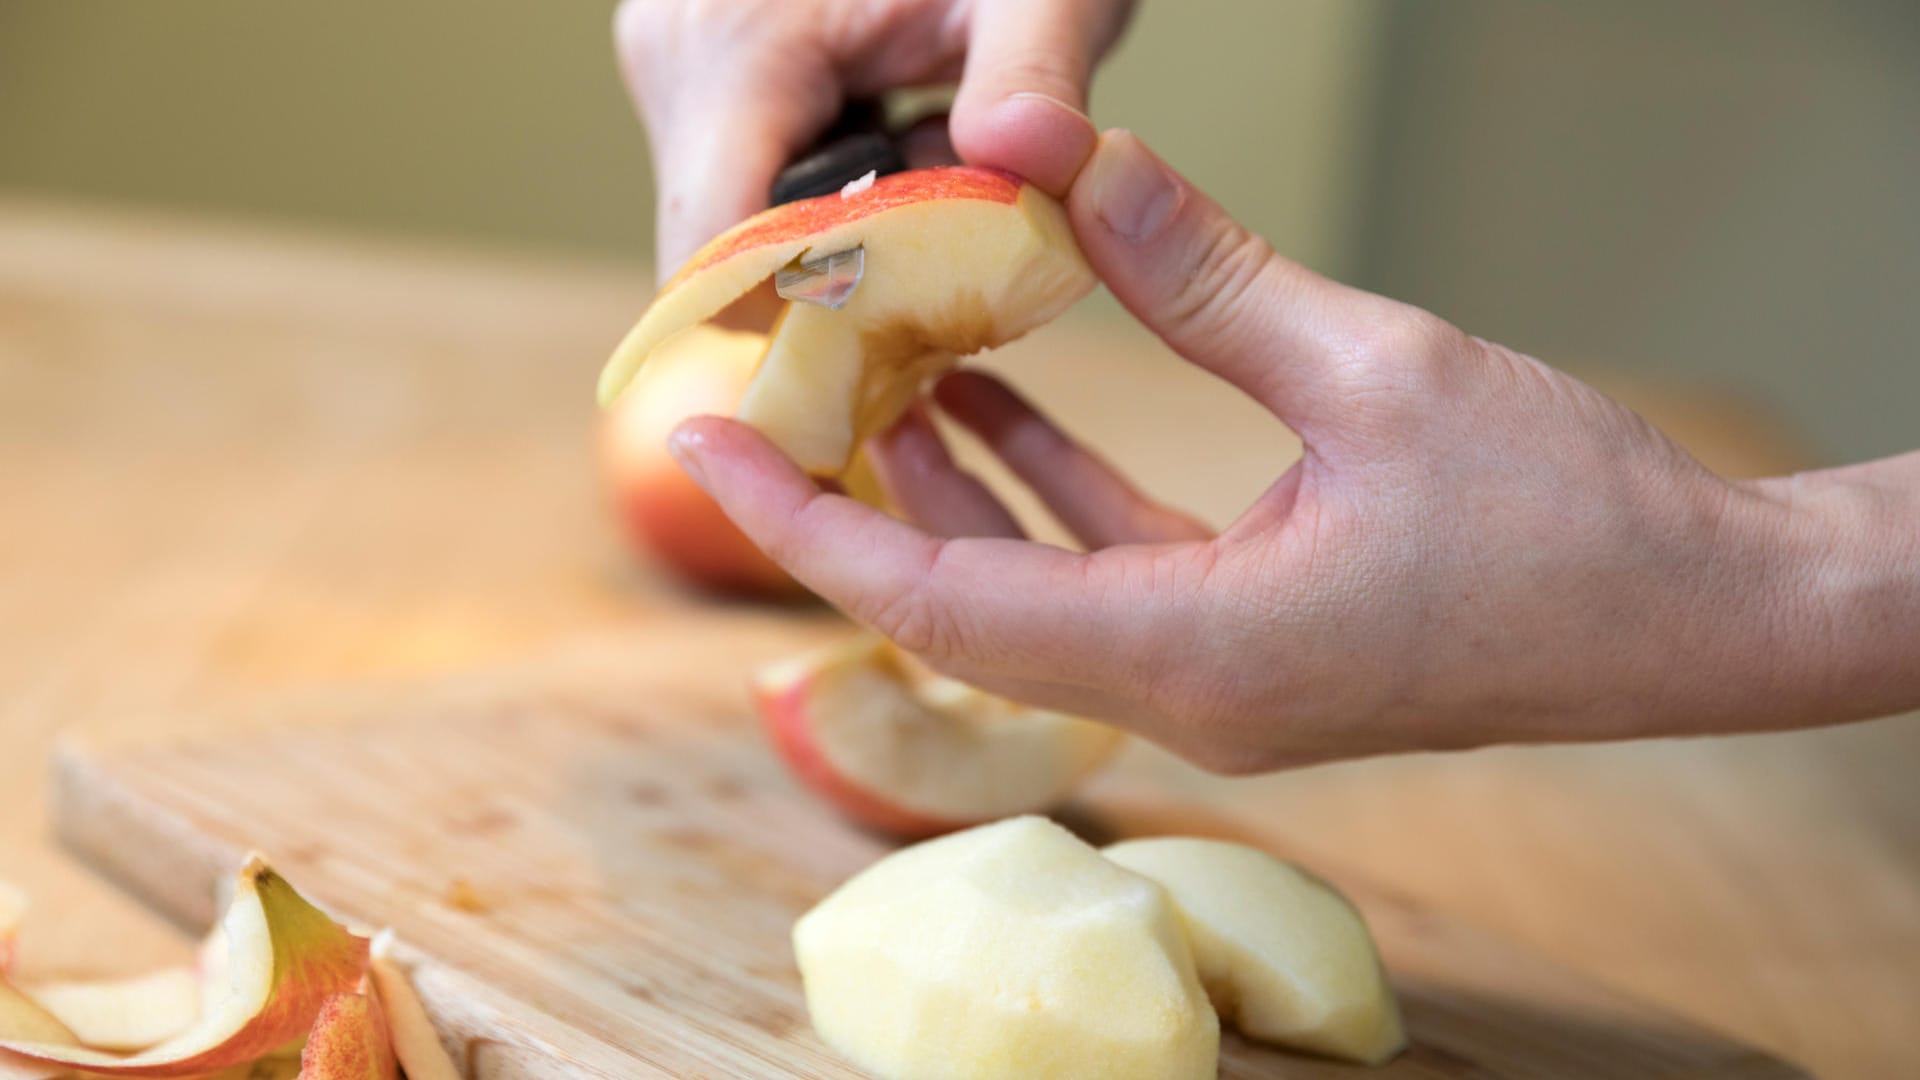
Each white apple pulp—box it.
[1103,838,1406,1065]
[794,816,1220,1080]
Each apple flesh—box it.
[1102,838,1405,1065]
[794,816,1218,1080]
[600,324,801,597]
[599,167,1094,475]
[0,856,368,1076]
[752,635,1123,838]
[19,967,199,1053]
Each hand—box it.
[614,0,1137,277]
[668,130,1920,772]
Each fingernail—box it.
[667,428,711,491]
[1083,130,1182,244]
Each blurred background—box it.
[4,0,1916,464]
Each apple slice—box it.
[0,856,367,1076]
[365,932,458,1080]
[752,634,1123,838]
[20,967,199,1052]
[294,993,395,1080]
[794,816,1218,1080]
[599,166,1094,474]
[1102,838,1406,1065]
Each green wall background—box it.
[4,2,1915,463]
[0,1,1385,276]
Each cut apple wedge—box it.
[1102,838,1406,1065]
[20,967,199,1053]
[295,993,395,1080]
[795,816,1218,1080]
[365,932,458,1080]
[599,166,1094,474]
[752,635,1123,838]
[0,856,367,1077]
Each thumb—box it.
[950,0,1122,196]
[1068,130,1431,436]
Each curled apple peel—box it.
[600,167,1095,475]
[0,857,367,1077]
[366,932,459,1080]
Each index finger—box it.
[668,415,1130,684]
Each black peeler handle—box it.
[770,100,909,206]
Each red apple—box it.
[599,167,1094,475]
[751,635,1123,838]
[600,323,802,597]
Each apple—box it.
[366,932,459,1080]
[751,634,1123,838]
[599,166,1094,475]
[794,816,1218,1080]
[19,967,199,1053]
[294,993,395,1080]
[1102,838,1405,1065]
[600,323,802,597]
[0,855,367,1076]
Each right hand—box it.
[668,129,1920,772]
[613,0,1138,277]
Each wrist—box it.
[1746,457,1920,727]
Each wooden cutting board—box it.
[47,614,1804,1079]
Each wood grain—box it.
[52,619,1803,1078]
[1,198,1914,1077]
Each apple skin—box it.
[296,993,397,1080]
[599,325,802,598]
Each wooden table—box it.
[1,199,1911,1078]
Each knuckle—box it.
[1162,225,1280,354]
[867,542,965,661]
[981,47,1085,103]
[1344,306,1466,386]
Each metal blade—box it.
[775,245,865,310]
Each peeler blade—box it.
[775,245,865,310]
